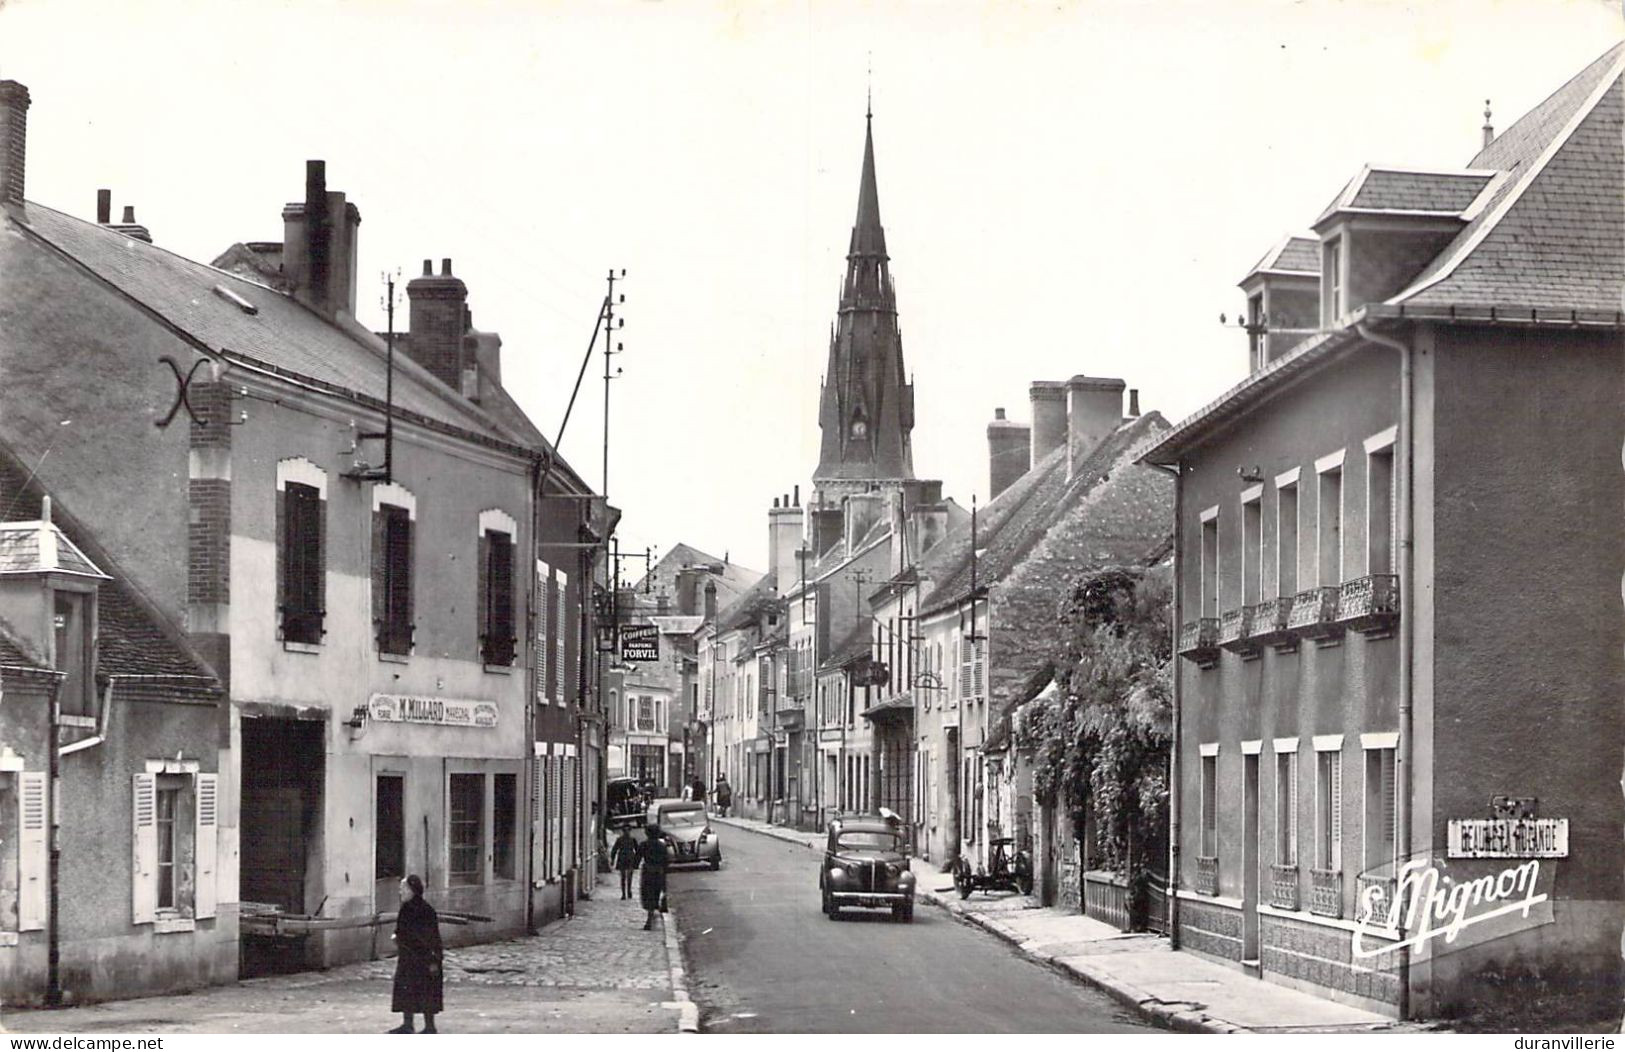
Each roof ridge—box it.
[1392,50,1624,306]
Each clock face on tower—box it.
[850,418,868,439]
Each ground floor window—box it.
[493,773,518,880]
[376,774,405,880]
[449,773,485,885]
[132,769,217,923]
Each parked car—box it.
[646,798,721,870]
[606,777,647,833]
[819,815,915,922]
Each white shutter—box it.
[1288,754,1299,866]
[566,758,577,869]
[542,559,555,708]
[530,753,545,886]
[194,773,219,919]
[958,638,972,700]
[18,771,47,931]
[1329,755,1343,871]
[132,773,158,924]
[973,638,987,701]
[555,571,569,704]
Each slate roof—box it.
[15,204,523,448]
[0,444,218,683]
[716,572,776,635]
[0,522,107,577]
[634,543,762,610]
[1316,168,1494,225]
[1147,42,1625,465]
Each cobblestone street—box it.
[0,886,680,1035]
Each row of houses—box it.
[0,80,614,1005]
[629,44,1625,1025]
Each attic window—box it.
[211,284,259,315]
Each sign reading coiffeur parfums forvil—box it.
[369,693,499,729]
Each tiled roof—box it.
[716,572,776,634]
[919,413,1171,616]
[1398,45,1624,311]
[634,543,761,604]
[0,617,49,670]
[16,204,520,446]
[0,445,217,683]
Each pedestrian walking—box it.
[690,776,705,804]
[639,823,670,931]
[610,825,640,900]
[389,875,444,1034]
[714,775,732,818]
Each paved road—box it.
[669,825,1157,1033]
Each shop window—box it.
[493,773,518,881]
[449,773,485,885]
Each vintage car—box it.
[646,798,721,870]
[605,777,647,833]
[818,815,915,921]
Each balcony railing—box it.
[1286,586,1342,642]
[1194,855,1219,896]
[1251,596,1299,652]
[1309,868,1342,918]
[1178,618,1221,669]
[1270,863,1300,910]
[1218,606,1262,659]
[1355,874,1399,928]
[1338,574,1401,638]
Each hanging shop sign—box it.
[596,624,618,653]
[369,693,499,729]
[1447,818,1568,858]
[621,624,660,662]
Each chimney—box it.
[703,579,718,622]
[282,160,361,317]
[676,567,699,616]
[96,189,111,224]
[110,204,152,244]
[1066,375,1126,480]
[0,80,30,209]
[1128,389,1141,417]
[1028,381,1068,464]
[406,257,471,392]
[986,407,1031,500]
[768,493,806,593]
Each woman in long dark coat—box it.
[390,874,444,1033]
[639,824,670,931]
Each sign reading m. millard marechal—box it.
[369,693,499,729]
[1447,817,1568,858]
[620,624,659,662]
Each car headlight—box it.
[898,870,915,884]
[828,866,845,881]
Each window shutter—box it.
[478,532,492,660]
[195,772,219,919]
[1381,749,1397,862]
[18,771,47,931]
[555,571,568,704]
[275,489,286,634]
[313,490,326,636]
[958,638,972,700]
[387,509,414,653]
[530,753,545,887]
[535,561,551,705]
[1329,756,1343,871]
[371,508,387,647]
[973,638,987,701]
[550,755,562,878]
[1288,754,1299,865]
[132,773,158,924]
[565,758,577,869]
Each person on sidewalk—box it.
[610,825,640,900]
[389,875,444,1034]
[714,776,732,818]
[639,823,671,930]
[690,776,706,805]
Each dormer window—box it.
[1322,235,1344,326]
[53,591,94,718]
[1246,292,1265,371]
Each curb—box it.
[660,898,700,1034]
[711,816,1236,1035]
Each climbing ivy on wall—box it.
[1018,565,1173,919]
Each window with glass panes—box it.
[449,774,484,884]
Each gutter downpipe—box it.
[1148,459,1182,947]
[1359,321,1414,1020]
[45,671,65,1006]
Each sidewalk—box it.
[1,881,694,1035]
[713,814,1427,1035]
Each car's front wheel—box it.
[821,887,835,917]
[893,900,914,923]
[709,855,721,871]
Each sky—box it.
[1,0,1619,576]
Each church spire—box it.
[813,107,915,491]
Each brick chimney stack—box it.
[406,257,472,393]
[282,160,362,318]
[0,80,31,209]
[986,407,1031,500]
[1028,381,1067,464]
[110,204,152,244]
[768,491,805,593]
[1066,375,1126,480]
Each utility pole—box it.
[602,269,625,498]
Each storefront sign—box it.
[621,624,659,662]
[1353,856,1553,961]
[368,693,498,729]
[596,624,617,653]
[1447,818,1568,858]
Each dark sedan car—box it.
[818,815,915,921]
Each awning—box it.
[861,692,914,724]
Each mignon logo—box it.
[1351,855,1554,961]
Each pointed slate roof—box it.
[850,114,887,259]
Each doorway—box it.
[240,717,324,976]
[1243,751,1260,962]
